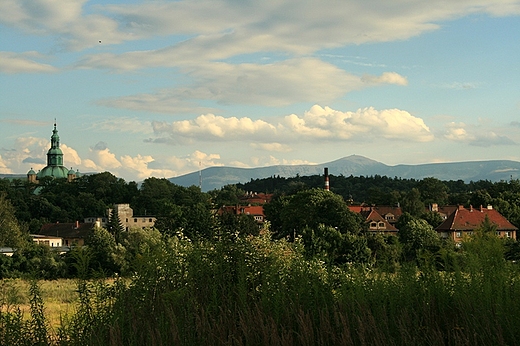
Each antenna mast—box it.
[199,161,202,190]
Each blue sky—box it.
[1,0,520,183]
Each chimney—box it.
[75,220,79,229]
[324,167,329,191]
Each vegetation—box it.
[2,172,520,344]
[1,231,520,345]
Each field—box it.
[0,279,77,329]
[2,233,520,345]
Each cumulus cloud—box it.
[0,155,12,174]
[149,105,434,145]
[444,122,516,146]
[0,52,57,74]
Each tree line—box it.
[1,172,520,279]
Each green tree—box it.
[107,209,125,243]
[0,193,26,248]
[271,188,363,240]
[421,210,444,228]
[113,227,164,275]
[398,214,440,262]
[416,177,449,206]
[210,185,244,207]
[401,188,424,217]
[218,212,260,237]
[85,227,118,275]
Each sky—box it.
[1,0,520,183]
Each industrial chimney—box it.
[324,167,329,191]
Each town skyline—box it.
[2,0,520,183]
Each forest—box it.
[3,172,520,344]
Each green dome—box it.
[68,168,76,175]
[48,148,63,155]
[37,165,69,179]
[27,168,36,175]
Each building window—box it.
[506,231,512,238]
[370,222,377,229]
[149,218,153,222]
[456,231,462,238]
[134,218,137,223]
[126,218,129,222]
[378,222,385,228]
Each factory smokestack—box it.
[324,167,329,191]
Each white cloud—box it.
[149,105,434,145]
[444,121,516,146]
[89,117,154,134]
[250,143,292,153]
[96,58,368,110]
[361,72,408,86]
[0,52,57,74]
[0,0,134,51]
[0,155,13,174]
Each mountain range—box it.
[169,155,520,191]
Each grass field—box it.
[0,279,77,328]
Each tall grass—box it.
[56,232,520,346]
[3,232,520,345]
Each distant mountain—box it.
[168,155,520,191]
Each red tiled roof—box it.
[436,206,518,231]
[372,206,403,219]
[364,210,398,231]
[219,205,265,216]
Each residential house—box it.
[219,205,266,224]
[38,221,95,247]
[349,206,399,235]
[84,204,156,231]
[436,205,518,242]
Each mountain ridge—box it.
[168,155,520,191]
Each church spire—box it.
[47,121,63,166]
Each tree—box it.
[0,193,26,248]
[401,188,424,217]
[416,177,449,206]
[421,210,444,228]
[398,214,440,262]
[271,188,364,240]
[107,208,125,243]
[85,227,118,275]
[218,212,259,238]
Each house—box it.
[436,205,518,242]
[31,234,63,247]
[84,204,156,231]
[219,205,266,224]
[371,205,403,226]
[349,206,399,235]
[37,221,95,246]
[428,203,458,221]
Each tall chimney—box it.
[324,167,329,191]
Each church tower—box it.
[28,122,79,182]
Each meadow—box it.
[1,231,520,345]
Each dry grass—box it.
[0,279,77,328]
